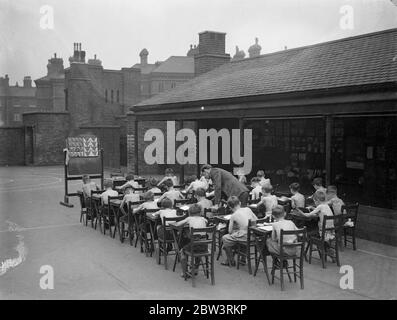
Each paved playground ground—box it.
[0,166,396,300]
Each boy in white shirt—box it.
[119,174,140,191]
[194,188,213,216]
[120,186,140,216]
[326,185,345,216]
[134,191,159,214]
[152,197,179,240]
[147,177,162,194]
[82,175,98,204]
[250,177,262,200]
[100,179,118,205]
[267,205,299,257]
[171,204,208,277]
[257,170,271,186]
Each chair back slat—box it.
[280,227,307,257]
[189,226,216,251]
[342,203,359,223]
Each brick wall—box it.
[194,55,230,76]
[0,127,25,165]
[23,112,70,165]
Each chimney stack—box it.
[139,48,149,66]
[194,31,230,76]
[23,76,32,87]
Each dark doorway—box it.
[25,126,34,165]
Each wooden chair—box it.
[119,200,144,244]
[133,186,148,194]
[107,195,123,238]
[235,218,267,275]
[78,191,88,225]
[157,215,186,270]
[270,227,307,291]
[183,226,217,287]
[342,203,359,250]
[308,215,343,268]
[133,208,155,255]
[252,227,271,285]
[91,190,104,230]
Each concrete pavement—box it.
[0,166,396,300]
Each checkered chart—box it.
[66,136,99,157]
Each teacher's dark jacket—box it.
[209,167,249,205]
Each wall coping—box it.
[23,111,70,115]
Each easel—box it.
[60,148,104,208]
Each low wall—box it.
[356,205,397,246]
[23,112,70,165]
[0,126,25,165]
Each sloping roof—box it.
[151,56,194,74]
[8,86,36,97]
[35,74,65,81]
[136,28,397,107]
[131,63,158,74]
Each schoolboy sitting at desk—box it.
[119,174,140,190]
[151,197,179,240]
[297,190,334,241]
[250,177,262,200]
[158,179,184,207]
[170,204,208,278]
[266,205,298,257]
[289,182,305,210]
[157,168,178,188]
[312,177,327,194]
[194,187,213,216]
[257,170,271,186]
[257,184,278,218]
[147,177,162,194]
[119,186,140,216]
[186,175,208,193]
[221,196,258,267]
[100,179,118,205]
[326,185,345,216]
[82,175,98,204]
[133,191,159,215]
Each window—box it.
[158,82,164,92]
[13,113,21,122]
[29,104,36,108]
[171,82,176,89]
[14,104,21,108]
[105,89,108,103]
[111,90,114,103]
[117,90,120,103]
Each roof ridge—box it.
[230,27,397,64]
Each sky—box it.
[1,0,397,85]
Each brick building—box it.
[0,74,37,127]
[7,41,196,167]
[35,53,66,112]
[127,29,397,246]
